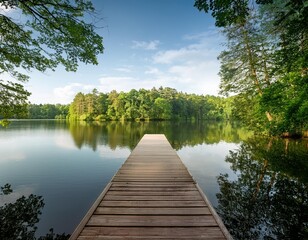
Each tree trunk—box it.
[242,27,274,123]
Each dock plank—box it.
[70,134,232,240]
[94,207,211,215]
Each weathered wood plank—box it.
[103,194,203,201]
[112,182,198,187]
[78,237,226,240]
[95,207,211,215]
[79,226,225,238]
[112,178,193,182]
[109,187,197,191]
[106,190,200,196]
[100,200,207,207]
[87,215,218,227]
[69,134,232,240]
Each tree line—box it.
[27,104,69,119]
[68,87,232,121]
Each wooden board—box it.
[69,134,232,240]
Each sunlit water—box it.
[0,120,307,239]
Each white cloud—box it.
[167,61,221,95]
[98,76,160,92]
[50,30,224,101]
[144,67,162,76]
[145,30,224,95]
[153,48,199,64]
[153,30,223,65]
[53,82,96,104]
[114,67,132,73]
[97,32,222,95]
[132,40,160,50]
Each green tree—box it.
[125,89,140,120]
[68,87,231,122]
[0,0,103,126]
[69,92,86,120]
[195,0,308,136]
[153,97,172,120]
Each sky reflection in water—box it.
[0,120,307,239]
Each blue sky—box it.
[25,0,224,104]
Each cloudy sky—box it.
[25,0,225,104]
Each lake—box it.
[0,120,307,239]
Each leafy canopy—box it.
[0,0,104,125]
[194,0,308,136]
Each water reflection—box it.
[67,121,252,151]
[0,184,70,240]
[2,120,307,239]
[216,137,308,239]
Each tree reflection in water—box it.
[67,120,252,151]
[217,137,308,239]
[0,184,70,240]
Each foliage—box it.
[28,104,69,119]
[216,137,308,239]
[38,228,70,240]
[0,81,31,126]
[68,87,232,122]
[195,0,308,136]
[0,184,70,240]
[260,74,308,135]
[0,184,44,239]
[0,0,103,125]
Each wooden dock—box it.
[70,134,232,239]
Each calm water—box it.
[0,120,307,239]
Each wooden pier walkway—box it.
[70,134,232,239]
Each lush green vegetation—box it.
[28,104,69,119]
[195,0,308,136]
[68,87,233,122]
[2,0,306,137]
[0,0,103,126]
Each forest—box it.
[26,87,232,121]
[195,0,308,137]
[28,104,69,119]
[68,87,232,122]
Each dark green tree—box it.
[195,0,308,136]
